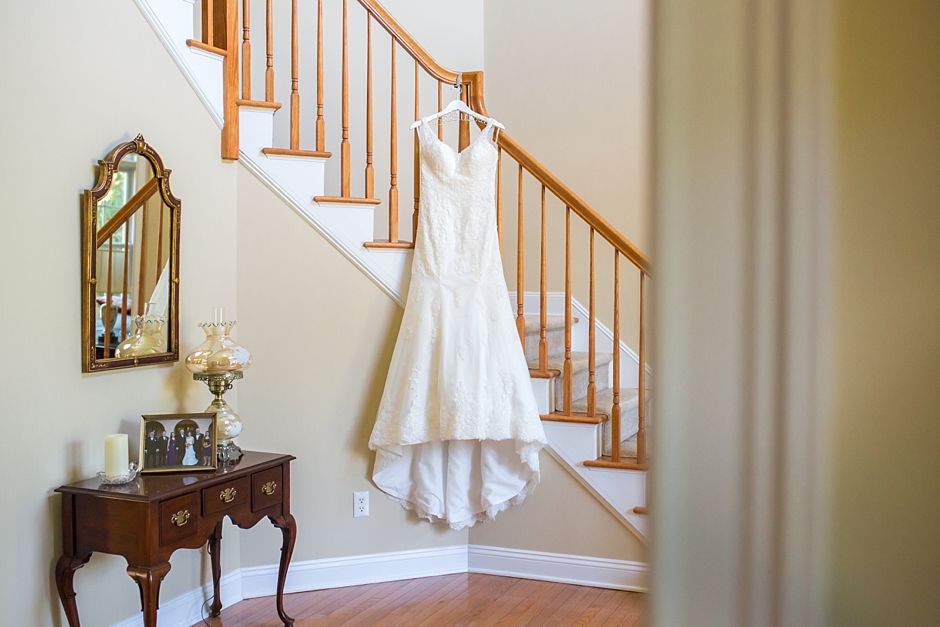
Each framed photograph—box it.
[139,413,218,473]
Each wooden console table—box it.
[55,451,296,627]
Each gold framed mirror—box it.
[82,135,181,372]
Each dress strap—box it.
[485,121,499,144]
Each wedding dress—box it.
[369,118,546,530]
[182,435,198,466]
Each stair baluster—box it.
[515,165,525,347]
[156,202,165,284]
[202,0,226,49]
[105,235,114,355]
[538,185,549,374]
[458,82,470,151]
[564,207,573,415]
[316,0,325,152]
[388,40,399,240]
[241,0,250,99]
[413,60,420,241]
[496,148,503,253]
[265,0,274,102]
[437,81,443,140]
[203,0,214,47]
[637,272,647,466]
[138,198,149,314]
[290,0,300,150]
[341,0,351,194]
[121,222,129,341]
[587,228,597,417]
[611,252,621,463]
[365,14,374,197]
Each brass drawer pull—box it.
[262,481,277,496]
[171,510,190,527]
[220,487,237,503]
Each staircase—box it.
[135,0,651,542]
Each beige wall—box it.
[0,2,242,625]
[830,1,940,624]
[468,452,647,561]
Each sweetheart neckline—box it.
[422,121,496,158]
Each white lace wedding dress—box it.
[369,119,546,530]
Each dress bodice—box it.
[415,122,500,282]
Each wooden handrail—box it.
[96,178,159,247]
[354,0,649,275]
[355,0,458,85]
[495,131,651,276]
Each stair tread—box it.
[522,315,567,335]
[527,351,613,373]
[571,387,650,418]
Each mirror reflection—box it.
[94,154,173,359]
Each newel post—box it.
[221,0,240,160]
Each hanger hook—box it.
[454,72,462,93]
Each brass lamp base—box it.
[193,370,244,463]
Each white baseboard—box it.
[468,545,648,593]
[110,568,242,627]
[110,545,646,625]
[240,545,469,598]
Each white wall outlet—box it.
[354,491,369,518]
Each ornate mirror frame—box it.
[82,134,181,372]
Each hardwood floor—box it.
[193,574,646,627]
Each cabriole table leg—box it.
[271,513,297,625]
[126,562,171,627]
[55,554,91,627]
[209,519,224,617]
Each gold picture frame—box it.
[139,413,217,473]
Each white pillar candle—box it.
[105,434,129,478]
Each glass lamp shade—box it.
[115,315,168,357]
[185,321,252,374]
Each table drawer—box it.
[252,466,283,512]
[202,476,250,517]
[159,493,199,546]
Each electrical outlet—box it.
[354,491,369,517]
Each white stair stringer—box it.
[542,421,649,543]
[237,107,413,305]
[137,0,648,543]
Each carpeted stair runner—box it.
[522,315,651,458]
